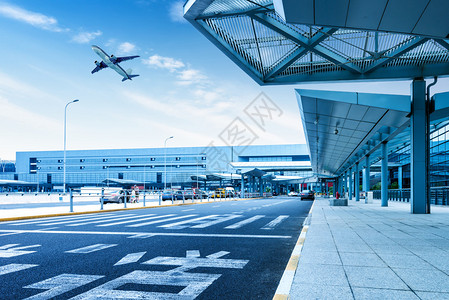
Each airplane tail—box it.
[122,74,139,82]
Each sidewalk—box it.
[289,198,449,300]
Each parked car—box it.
[182,190,195,200]
[193,188,208,199]
[161,190,175,201]
[300,190,315,200]
[102,189,125,204]
[288,191,299,197]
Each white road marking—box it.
[225,215,265,229]
[143,250,248,270]
[261,215,289,230]
[186,250,200,258]
[190,215,242,229]
[97,214,173,227]
[127,214,197,228]
[23,274,104,300]
[38,215,124,226]
[114,252,146,266]
[0,229,291,239]
[181,208,195,212]
[127,233,155,239]
[0,232,21,237]
[206,251,229,259]
[10,213,115,226]
[0,263,37,276]
[159,215,219,229]
[66,214,137,226]
[0,244,41,257]
[66,244,117,254]
[70,270,221,300]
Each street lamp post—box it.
[63,99,79,194]
[164,136,174,191]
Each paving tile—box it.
[344,266,409,290]
[290,283,353,300]
[415,291,449,300]
[352,287,418,300]
[300,250,342,265]
[393,267,449,292]
[339,252,387,267]
[293,263,349,287]
[377,253,435,270]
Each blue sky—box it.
[0,1,447,160]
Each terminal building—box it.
[0,144,313,192]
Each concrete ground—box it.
[289,197,449,300]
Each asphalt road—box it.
[0,196,312,299]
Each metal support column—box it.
[355,163,360,202]
[365,155,370,203]
[411,79,428,213]
[348,168,353,200]
[241,175,245,198]
[381,142,388,207]
[398,166,403,190]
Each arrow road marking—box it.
[114,252,147,266]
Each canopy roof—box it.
[184,0,449,84]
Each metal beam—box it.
[263,27,338,80]
[363,37,428,74]
[250,13,363,74]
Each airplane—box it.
[91,45,140,82]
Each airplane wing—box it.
[116,55,140,63]
[91,61,108,74]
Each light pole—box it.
[164,136,174,190]
[63,99,79,194]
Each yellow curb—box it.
[273,295,289,300]
[0,196,270,223]
[286,255,299,271]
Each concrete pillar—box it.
[259,177,263,196]
[381,142,388,207]
[355,163,360,202]
[365,155,370,192]
[349,168,353,200]
[411,79,428,213]
[398,165,403,190]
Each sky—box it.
[0,0,448,161]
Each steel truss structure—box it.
[184,0,449,84]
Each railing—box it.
[373,187,449,205]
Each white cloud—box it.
[143,55,185,72]
[118,42,136,54]
[0,3,66,32]
[71,30,102,44]
[169,1,187,23]
[177,69,208,86]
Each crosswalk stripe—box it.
[261,215,289,230]
[66,244,117,254]
[97,214,175,227]
[39,214,125,226]
[66,214,144,227]
[127,215,197,228]
[9,213,116,226]
[191,215,242,229]
[159,215,218,229]
[0,263,38,276]
[225,215,265,229]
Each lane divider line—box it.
[273,201,316,300]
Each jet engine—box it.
[95,61,101,67]
[110,55,117,63]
